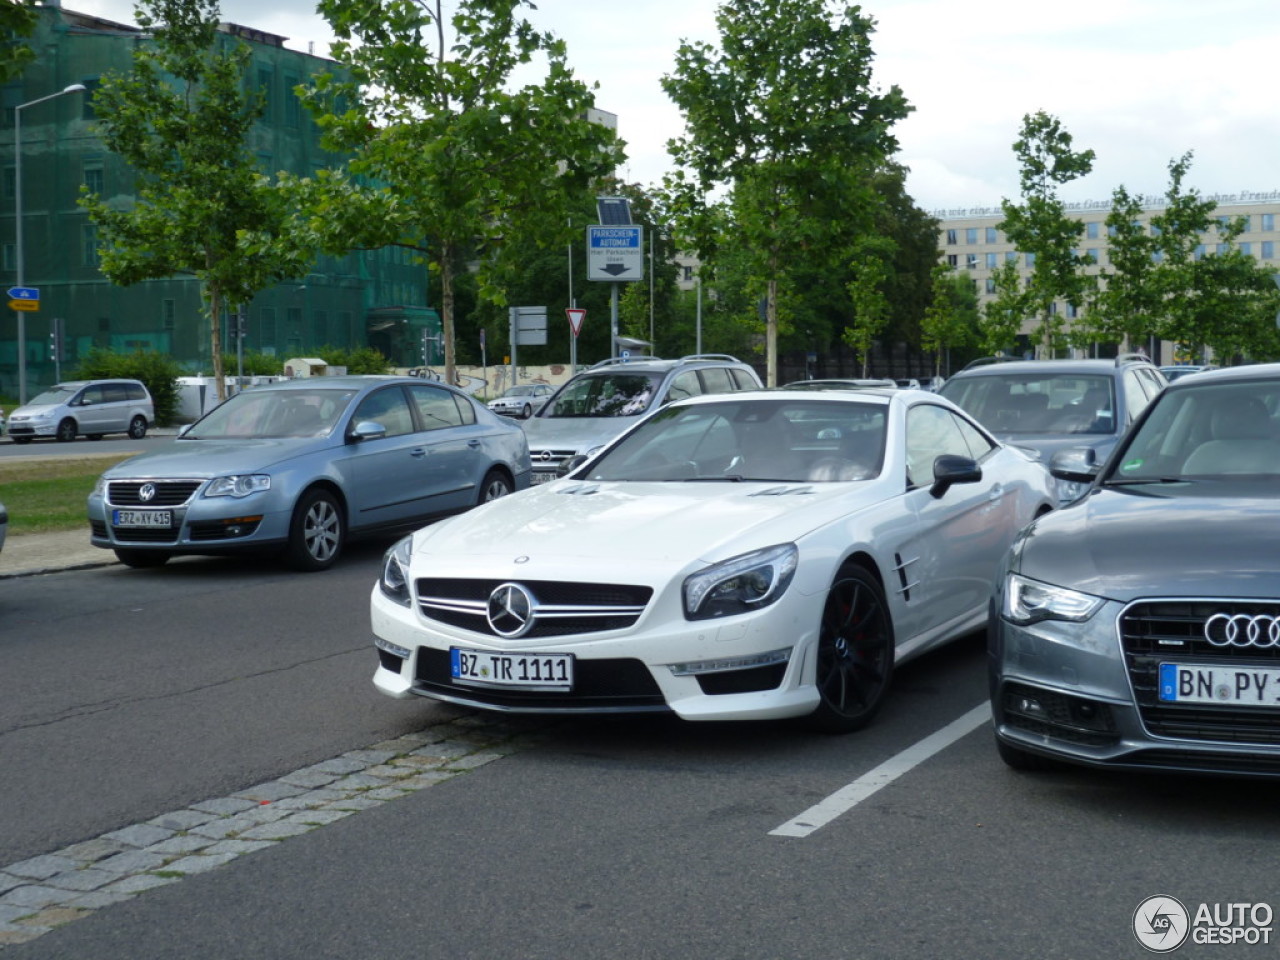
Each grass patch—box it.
[0,455,135,535]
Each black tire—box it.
[996,735,1062,772]
[285,488,344,571]
[114,548,170,568]
[11,436,32,445]
[56,418,77,442]
[807,564,895,733]
[521,403,533,419]
[477,469,513,505]
[128,415,148,439]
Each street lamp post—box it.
[14,83,85,404]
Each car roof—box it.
[949,357,1157,378]
[1163,362,1277,387]
[581,354,755,375]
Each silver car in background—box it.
[7,379,153,443]
[88,376,530,571]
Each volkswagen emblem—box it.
[138,482,157,503]
[1205,613,1280,648]
[487,583,536,638]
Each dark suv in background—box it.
[938,355,1167,503]
[521,354,763,484]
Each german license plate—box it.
[450,647,573,690]
[530,471,555,485]
[113,510,172,528]
[1159,663,1280,705]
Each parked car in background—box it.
[938,355,1167,503]
[88,376,530,572]
[919,376,946,393]
[991,363,1280,778]
[6,379,153,444]
[371,388,1056,732]
[487,383,554,420]
[782,378,897,390]
[894,378,921,390]
[521,355,762,485]
[1159,364,1218,382]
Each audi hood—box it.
[1011,482,1280,602]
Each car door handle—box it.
[410,447,427,458]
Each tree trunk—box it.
[441,240,456,386]
[766,276,778,388]
[209,283,226,402]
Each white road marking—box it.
[770,701,992,838]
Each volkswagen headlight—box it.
[683,544,799,621]
[203,475,271,498]
[1002,573,1103,625]
[379,535,414,606]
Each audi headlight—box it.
[1002,573,1103,625]
[203,475,271,498]
[683,544,799,621]
[379,534,414,607]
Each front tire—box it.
[56,418,77,442]
[128,415,148,439]
[285,488,344,571]
[521,403,533,419]
[477,469,513,505]
[807,564,895,733]
[114,548,170,568]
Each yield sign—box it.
[566,307,586,337]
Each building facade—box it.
[936,194,1280,363]
[2,2,440,399]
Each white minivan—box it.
[7,379,154,443]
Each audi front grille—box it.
[1120,599,1280,744]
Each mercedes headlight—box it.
[379,534,414,607]
[1002,573,1103,625]
[683,544,799,621]
[203,475,271,498]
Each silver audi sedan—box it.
[88,376,530,571]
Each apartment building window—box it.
[1086,221,1099,240]
[985,276,996,294]
[83,162,104,196]
[1083,248,1098,264]
[162,299,175,331]
[946,254,958,267]
[966,254,979,269]
[1005,251,1018,263]
[1194,245,1206,260]
[3,166,13,200]
[1263,241,1275,260]
[284,75,301,127]
[1240,242,1252,256]
[985,252,997,269]
[945,229,957,245]
[2,243,13,271]
[82,224,100,267]
[257,67,274,119]
[1263,214,1275,232]
[314,310,327,345]
[1065,303,1079,319]
[682,265,693,282]
[1025,252,1036,267]
[965,228,978,244]
[985,227,997,244]
[261,307,277,347]
[1217,243,1230,255]
[1240,216,1252,233]
[81,78,100,120]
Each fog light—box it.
[1016,696,1047,717]
[668,648,790,676]
[375,636,411,660]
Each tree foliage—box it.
[71,348,182,426]
[987,111,1095,355]
[662,0,911,385]
[80,0,306,402]
[921,265,978,376]
[295,0,624,385]
[0,0,38,82]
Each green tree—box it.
[994,111,1096,355]
[297,0,623,386]
[662,0,911,385]
[0,0,38,82]
[921,265,978,377]
[1085,184,1156,349]
[80,0,307,403]
[981,258,1031,356]
[843,236,895,376]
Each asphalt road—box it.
[5,547,1280,958]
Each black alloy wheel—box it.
[808,564,895,733]
[55,418,77,442]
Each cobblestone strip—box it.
[0,714,553,949]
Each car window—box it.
[408,384,464,432]
[728,368,759,390]
[699,367,734,395]
[1122,370,1151,424]
[125,383,148,401]
[353,386,415,437]
[663,370,703,404]
[80,385,105,405]
[943,373,1114,435]
[103,383,128,403]
[953,412,997,461]
[906,404,975,487]
[543,373,662,417]
[185,387,356,438]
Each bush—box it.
[70,348,182,427]
[317,346,393,375]
[220,351,290,377]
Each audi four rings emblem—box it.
[138,483,157,502]
[1204,613,1280,648]
[487,583,536,638]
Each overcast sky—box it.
[68,0,1280,218]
